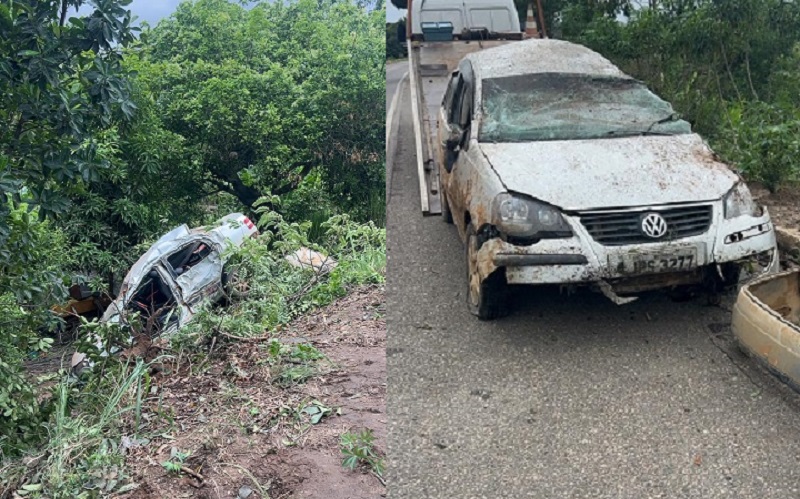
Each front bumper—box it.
[477,204,778,288]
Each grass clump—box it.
[340,428,385,481]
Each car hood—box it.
[479,134,739,210]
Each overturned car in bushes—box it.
[100,213,258,335]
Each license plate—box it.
[610,249,699,275]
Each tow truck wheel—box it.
[466,224,508,320]
[441,190,453,224]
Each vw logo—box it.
[641,213,668,238]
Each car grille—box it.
[579,205,713,246]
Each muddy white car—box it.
[101,213,258,334]
[436,39,778,319]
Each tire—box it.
[222,265,250,299]
[441,189,453,224]
[465,224,509,320]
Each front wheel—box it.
[466,224,509,320]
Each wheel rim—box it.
[467,234,481,307]
[228,270,249,296]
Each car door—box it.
[443,62,476,235]
[439,71,467,220]
[166,238,224,308]
[438,71,459,173]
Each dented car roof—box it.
[465,39,629,79]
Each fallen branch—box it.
[372,470,386,486]
[180,465,205,483]
[217,331,273,343]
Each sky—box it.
[387,3,405,23]
[77,0,183,27]
[79,1,401,27]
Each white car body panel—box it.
[479,135,738,210]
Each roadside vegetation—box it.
[340,428,385,483]
[0,0,385,496]
[386,18,407,60]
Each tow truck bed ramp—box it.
[408,39,514,216]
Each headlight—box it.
[492,193,572,238]
[724,183,761,219]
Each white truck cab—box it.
[410,0,520,40]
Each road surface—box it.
[386,77,800,498]
[387,60,407,111]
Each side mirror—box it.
[445,127,463,150]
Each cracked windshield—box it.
[480,73,692,142]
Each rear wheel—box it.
[466,224,509,320]
[222,266,250,299]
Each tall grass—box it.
[1,360,150,498]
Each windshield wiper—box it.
[644,113,679,134]
[603,129,673,139]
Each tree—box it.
[139,0,386,220]
[387,19,407,59]
[0,0,139,239]
[553,0,800,188]
[0,0,138,455]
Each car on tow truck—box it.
[436,39,778,319]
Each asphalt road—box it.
[386,61,407,111]
[386,78,800,498]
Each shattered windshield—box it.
[479,73,692,142]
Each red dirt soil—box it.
[122,286,386,499]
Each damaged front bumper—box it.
[475,205,779,294]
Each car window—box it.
[167,241,212,275]
[479,73,692,143]
[459,78,473,129]
[126,267,179,331]
[448,75,465,125]
[442,72,459,111]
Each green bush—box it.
[719,102,800,192]
[0,203,71,456]
[555,0,800,191]
[1,361,148,497]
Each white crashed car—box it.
[436,40,778,319]
[100,213,258,335]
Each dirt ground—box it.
[120,285,386,499]
[752,182,800,230]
